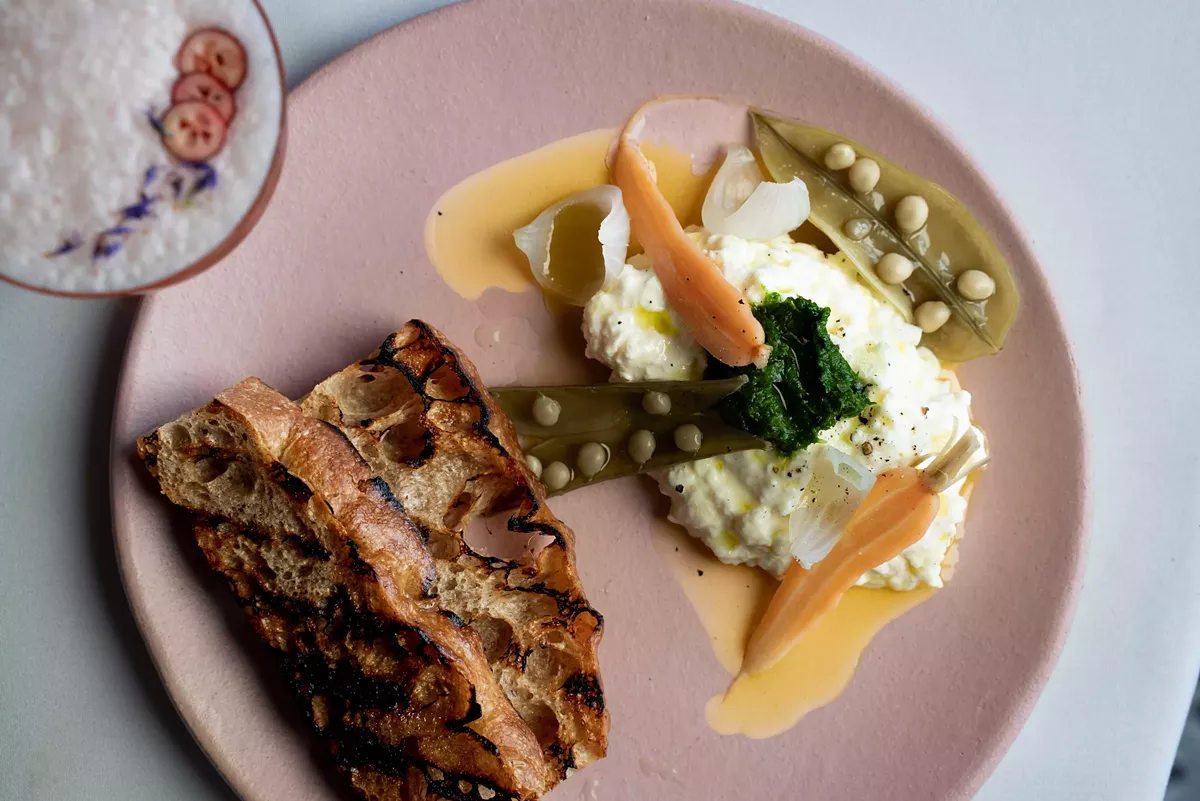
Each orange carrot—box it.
[611,102,769,368]
[738,429,987,677]
[740,468,937,676]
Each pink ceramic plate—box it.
[110,0,1088,799]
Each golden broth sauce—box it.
[649,520,934,738]
[424,129,936,737]
[425,128,711,299]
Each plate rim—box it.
[109,0,1092,798]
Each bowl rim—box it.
[0,0,289,299]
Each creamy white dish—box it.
[582,229,978,590]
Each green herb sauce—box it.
[707,293,871,456]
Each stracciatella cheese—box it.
[0,0,283,293]
[582,229,981,590]
[583,254,709,382]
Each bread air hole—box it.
[425,363,470,400]
[197,425,234,448]
[193,456,231,483]
[463,510,553,562]
[520,700,560,750]
[335,365,418,419]
[195,458,255,499]
[472,615,514,662]
[379,417,428,464]
[527,644,578,690]
[221,461,257,497]
[164,423,192,448]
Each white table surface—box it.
[2,1,1198,799]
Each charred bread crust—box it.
[302,321,608,781]
[138,378,553,800]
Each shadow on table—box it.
[84,297,240,801]
[1167,681,1200,801]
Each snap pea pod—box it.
[751,111,1019,363]
[490,377,766,496]
[526,416,766,496]
[491,376,750,438]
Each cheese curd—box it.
[582,229,981,590]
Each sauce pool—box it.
[425,129,712,298]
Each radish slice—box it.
[702,145,809,241]
[160,101,228,162]
[513,186,630,306]
[787,447,875,569]
[176,28,247,90]
[172,73,237,123]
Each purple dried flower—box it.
[44,234,83,258]
[49,97,228,267]
[192,163,218,193]
[175,161,218,199]
[120,193,157,221]
[93,238,123,260]
[145,108,166,136]
[92,226,133,260]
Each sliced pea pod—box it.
[490,377,766,496]
[752,111,1019,363]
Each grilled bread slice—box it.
[301,321,607,781]
[137,378,558,801]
